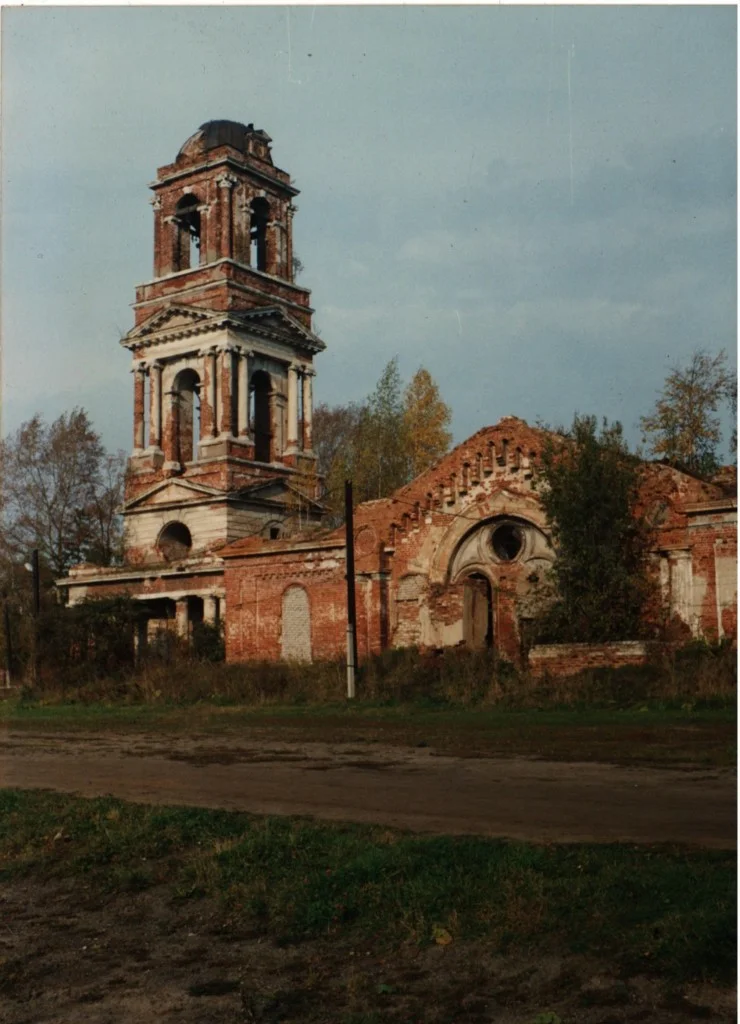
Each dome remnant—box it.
[177,120,272,162]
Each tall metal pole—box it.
[344,480,358,699]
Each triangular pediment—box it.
[124,304,218,343]
[123,477,226,512]
[229,307,326,353]
[235,477,326,511]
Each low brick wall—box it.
[528,641,652,679]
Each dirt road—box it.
[1,730,735,847]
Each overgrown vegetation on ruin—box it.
[8,630,736,718]
[0,789,735,988]
[534,415,655,645]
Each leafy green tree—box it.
[640,349,736,476]
[353,358,409,502]
[403,367,453,478]
[536,416,653,643]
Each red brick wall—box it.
[528,642,653,679]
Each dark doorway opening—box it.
[252,370,272,462]
[463,573,493,650]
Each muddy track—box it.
[0,731,735,847]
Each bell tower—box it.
[120,121,326,566]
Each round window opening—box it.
[491,523,524,562]
[158,522,192,562]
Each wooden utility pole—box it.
[3,596,12,687]
[30,549,40,685]
[344,480,358,699]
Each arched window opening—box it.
[250,197,269,271]
[463,573,493,650]
[172,368,201,463]
[252,369,272,462]
[174,194,202,271]
[158,521,193,562]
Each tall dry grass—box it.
[22,639,736,709]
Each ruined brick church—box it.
[59,121,738,667]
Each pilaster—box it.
[147,361,163,452]
[284,363,300,456]
[132,363,147,453]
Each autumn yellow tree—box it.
[403,367,453,478]
[311,362,453,522]
[640,349,736,477]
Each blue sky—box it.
[2,5,736,457]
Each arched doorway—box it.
[463,573,493,650]
[252,369,272,462]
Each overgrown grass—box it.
[1,790,735,986]
[12,640,737,711]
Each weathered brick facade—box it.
[57,121,738,673]
[220,419,737,667]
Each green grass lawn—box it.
[1,789,735,987]
[2,698,736,767]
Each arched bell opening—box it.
[172,368,201,463]
[173,193,203,271]
[462,573,493,650]
[250,196,270,271]
[251,369,272,462]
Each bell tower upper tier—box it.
[134,120,313,329]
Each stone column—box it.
[301,369,314,452]
[219,347,235,437]
[204,595,218,625]
[175,598,189,639]
[238,349,253,439]
[217,175,236,260]
[148,361,163,450]
[285,364,300,455]
[132,363,147,453]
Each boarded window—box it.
[281,585,311,662]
